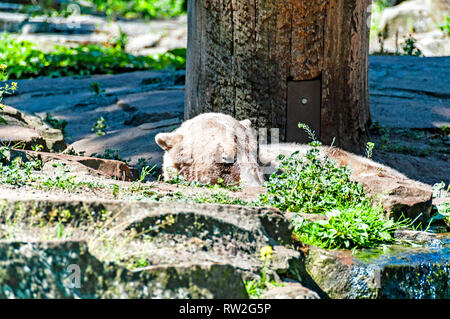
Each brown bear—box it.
[155,113,264,186]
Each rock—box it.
[327,147,434,224]
[0,198,302,281]
[261,282,320,299]
[3,70,184,167]
[378,0,448,37]
[0,11,98,35]
[6,148,135,181]
[124,111,183,127]
[137,118,182,131]
[370,0,450,56]
[302,239,450,299]
[0,241,248,299]
[125,33,162,53]
[0,105,66,152]
[369,56,450,129]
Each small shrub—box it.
[89,82,105,95]
[258,124,365,214]
[0,34,187,80]
[0,64,18,125]
[91,117,108,136]
[291,204,408,250]
[438,16,450,36]
[244,246,283,299]
[91,149,130,163]
[0,158,41,186]
[258,123,409,249]
[400,35,423,56]
[44,113,68,136]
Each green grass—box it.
[0,33,186,80]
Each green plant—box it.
[89,81,105,95]
[0,64,18,125]
[366,142,375,159]
[44,113,68,136]
[85,0,186,19]
[438,16,450,36]
[400,35,423,56]
[0,33,187,80]
[257,123,410,249]
[91,117,108,136]
[291,204,408,250]
[258,124,365,214]
[244,246,283,298]
[0,158,41,186]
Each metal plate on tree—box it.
[286,80,321,144]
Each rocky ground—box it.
[0,55,449,297]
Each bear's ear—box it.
[240,119,252,129]
[155,132,183,151]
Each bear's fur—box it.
[155,113,264,186]
[155,112,409,187]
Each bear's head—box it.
[155,113,264,186]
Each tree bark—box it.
[186,0,372,154]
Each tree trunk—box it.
[185,0,372,154]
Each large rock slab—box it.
[370,0,450,56]
[0,198,302,282]
[378,0,448,37]
[369,56,450,129]
[3,70,185,166]
[0,105,66,152]
[301,232,450,299]
[260,282,320,299]
[0,241,248,299]
[327,148,434,223]
[5,148,136,181]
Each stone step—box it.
[0,240,248,298]
[0,198,302,282]
[302,234,450,299]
